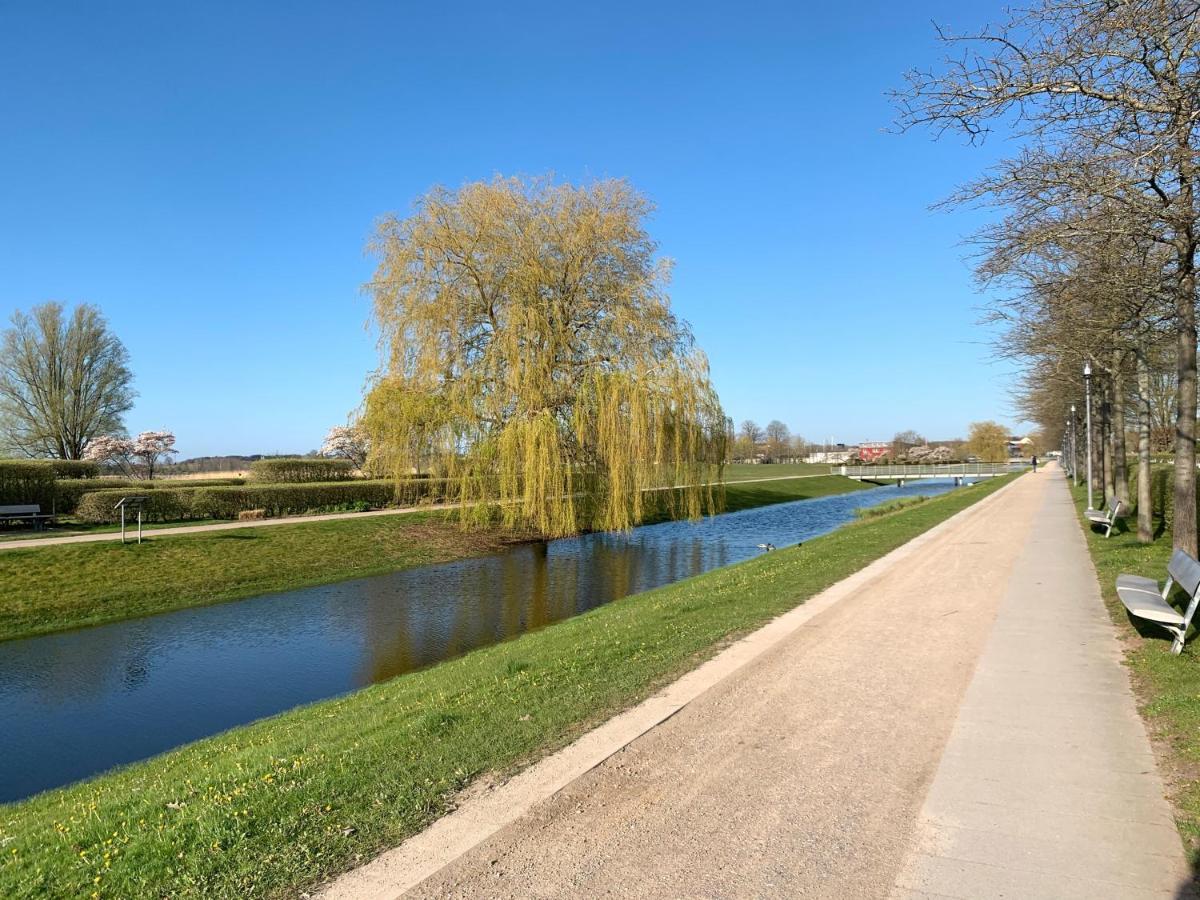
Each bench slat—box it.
[1117,587,1186,626]
[1116,573,1162,595]
[1168,549,1200,598]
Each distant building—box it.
[1006,436,1034,457]
[804,450,853,464]
[858,441,891,463]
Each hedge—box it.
[1132,465,1176,525]
[74,488,201,523]
[74,479,449,524]
[47,477,246,515]
[31,459,100,479]
[250,458,354,483]
[0,461,57,508]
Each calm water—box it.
[0,478,970,802]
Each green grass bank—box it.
[0,474,1014,899]
[0,475,867,643]
[1070,483,1200,864]
[722,462,830,482]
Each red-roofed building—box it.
[858,441,891,462]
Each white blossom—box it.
[321,424,369,469]
[83,430,177,479]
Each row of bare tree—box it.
[731,419,799,461]
[894,0,1200,553]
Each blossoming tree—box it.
[84,430,178,479]
[320,424,369,470]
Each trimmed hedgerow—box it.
[51,478,247,514]
[1123,465,1175,526]
[74,488,198,523]
[0,461,57,508]
[250,458,355,483]
[74,479,449,523]
[52,480,123,514]
[191,482,400,519]
[31,459,100,479]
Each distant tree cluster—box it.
[730,422,983,465]
[731,419,812,462]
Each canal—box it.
[0,478,973,802]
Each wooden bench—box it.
[0,504,54,530]
[1117,548,1200,654]
[1085,498,1124,538]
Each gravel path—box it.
[402,470,1038,898]
[324,467,1193,898]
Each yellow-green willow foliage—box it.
[362,176,727,537]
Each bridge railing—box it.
[830,462,1028,478]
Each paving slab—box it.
[890,472,1195,899]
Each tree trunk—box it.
[1102,382,1115,504]
[1073,410,1081,484]
[1111,352,1129,506]
[1090,397,1105,505]
[1173,149,1198,557]
[1137,349,1154,543]
[1174,312,1197,556]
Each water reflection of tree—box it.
[355,531,728,687]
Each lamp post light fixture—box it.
[1084,361,1094,510]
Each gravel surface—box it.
[404,473,1044,898]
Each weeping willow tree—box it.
[362,176,727,537]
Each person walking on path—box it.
[1031,453,1038,472]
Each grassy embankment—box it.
[855,495,930,519]
[0,474,1015,899]
[0,475,869,643]
[1070,482,1200,864]
[722,462,831,482]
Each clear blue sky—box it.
[0,1,1024,458]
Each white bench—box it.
[1116,548,1200,654]
[1085,498,1124,538]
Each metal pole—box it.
[120,505,126,544]
[137,509,143,545]
[1084,362,1094,510]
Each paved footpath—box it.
[325,467,1195,899]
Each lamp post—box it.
[1084,361,1094,510]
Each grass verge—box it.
[855,495,930,519]
[722,462,830,482]
[0,473,1015,899]
[0,475,869,643]
[1069,483,1200,864]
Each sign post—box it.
[113,496,149,545]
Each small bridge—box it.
[831,462,1027,486]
